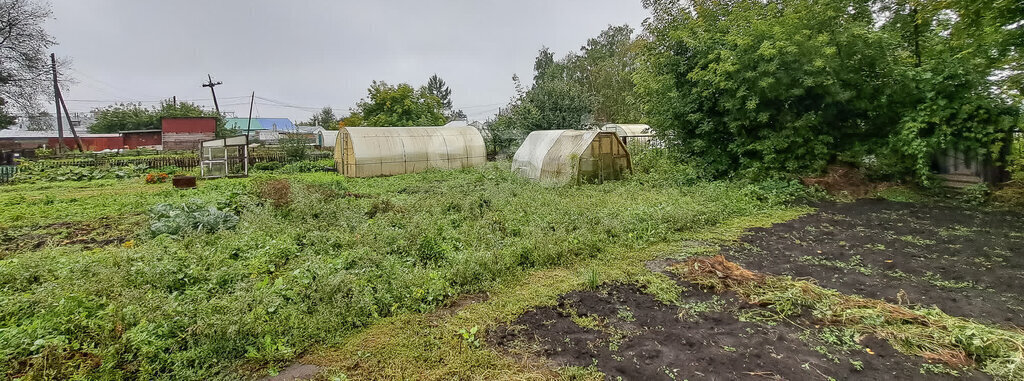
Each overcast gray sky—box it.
[47,1,649,122]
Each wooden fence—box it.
[0,151,332,183]
[0,166,14,183]
[24,151,331,170]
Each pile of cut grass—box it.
[673,255,1024,380]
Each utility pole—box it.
[172,95,177,107]
[51,53,66,154]
[58,93,84,152]
[202,74,223,115]
[246,92,255,136]
[51,54,84,152]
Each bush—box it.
[148,199,240,236]
[627,147,700,187]
[959,183,990,206]
[279,159,334,174]
[743,179,823,205]
[280,135,310,162]
[252,161,284,171]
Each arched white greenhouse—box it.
[512,130,632,183]
[333,126,486,177]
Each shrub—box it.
[627,147,700,187]
[959,183,990,206]
[743,179,822,205]
[280,135,310,162]
[147,199,240,236]
[252,161,284,171]
[280,159,334,174]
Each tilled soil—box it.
[492,284,987,380]
[726,199,1024,327]
[0,220,135,256]
[492,199,1017,380]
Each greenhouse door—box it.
[597,134,617,183]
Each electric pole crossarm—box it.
[202,74,224,115]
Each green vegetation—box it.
[88,102,233,137]
[344,80,447,127]
[489,25,639,155]
[0,154,806,380]
[635,0,1022,181]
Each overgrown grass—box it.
[673,256,1024,380]
[0,157,804,380]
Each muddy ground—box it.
[0,219,136,256]
[727,199,1024,327]
[492,199,1019,380]
[492,284,986,380]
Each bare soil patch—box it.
[492,283,986,380]
[0,219,137,256]
[726,199,1024,327]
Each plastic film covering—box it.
[512,130,632,183]
[334,126,486,177]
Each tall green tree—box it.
[89,101,228,136]
[348,81,446,127]
[301,107,339,130]
[424,74,453,113]
[489,73,594,154]
[635,0,1021,181]
[490,25,643,154]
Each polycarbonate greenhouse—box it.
[333,126,486,177]
[512,130,632,183]
[601,123,655,144]
[601,124,652,137]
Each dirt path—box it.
[727,199,1024,327]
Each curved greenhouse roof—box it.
[601,124,652,137]
[334,126,486,177]
[512,130,631,183]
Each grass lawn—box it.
[0,156,808,380]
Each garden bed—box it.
[727,199,1024,327]
[492,199,1024,380]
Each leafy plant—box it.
[959,183,991,206]
[458,326,481,348]
[147,199,240,236]
[280,135,311,162]
[279,159,334,174]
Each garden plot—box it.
[493,199,1024,380]
[727,199,1024,327]
[493,284,987,380]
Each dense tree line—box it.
[88,102,231,137]
[490,25,641,154]
[636,0,1022,182]
[495,0,1023,183]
